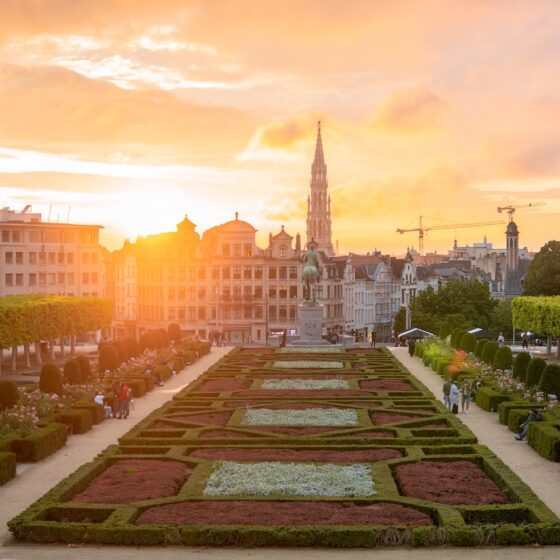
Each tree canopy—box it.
[409,280,497,334]
[524,240,560,296]
[512,296,560,336]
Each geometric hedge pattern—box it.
[9,347,560,547]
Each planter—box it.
[10,423,67,462]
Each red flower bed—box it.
[415,423,448,429]
[371,413,422,426]
[394,460,509,505]
[71,460,191,504]
[236,390,366,397]
[360,379,414,392]
[169,412,232,425]
[252,426,342,436]
[197,379,252,391]
[136,500,432,526]
[188,447,403,462]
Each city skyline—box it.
[1,1,559,254]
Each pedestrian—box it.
[408,338,416,357]
[515,408,543,440]
[521,334,529,349]
[443,379,451,409]
[118,382,132,419]
[449,380,460,414]
[497,332,505,346]
[112,381,121,419]
[370,331,376,347]
[461,380,473,413]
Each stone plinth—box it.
[298,302,325,344]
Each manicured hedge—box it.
[72,402,105,425]
[527,421,560,462]
[54,409,93,435]
[481,341,499,365]
[39,363,63,396]
[513,352,531,381]
[475,339,489,359]
[512,296,560,339]
[493,346,513,370]
[539,364,560,396]
[475,386,511,412]
[0,379,20,410]
[459,333,477,353]
[10,423,68,462]
[526,358,547,388]
[0,451,16,485]
[498,401,542,425]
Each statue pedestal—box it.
[297,302,326,345]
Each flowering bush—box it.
[0,404,39,437]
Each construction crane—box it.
[396,215,504,256]
[497,202,545,222]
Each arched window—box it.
[280,245,287,257]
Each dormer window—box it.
[280,245,287,257]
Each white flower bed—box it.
[241,407,358,426]
[203,461,376,497]
[279,346,343,353]
[261,378,349,390]
[272,360,343,369]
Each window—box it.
[29,273,37,286]
[58,272,65,284]
[280,245,287,257]
[233,243,241,257]
[243,266,252,280]
[178,307,185,320]
[289,266,298,279]
[244,306,252,319]
[67,252,74,264]
[178,268,185,281]
[15,252,23,264]
[168,287,175,299]
[269,305,276,321]
[82,272,89,284]
[222,286,231,298]
[212,267,219,280]
[198,307,206,320]
[178,287,185,299]
[48,273,56,285]
[91,272,98,284]
[254,286,263,298]
[57,252,64,264]
[82,252,89,264]
[187,267,195,280]
[279,286,287,298]
[5,252,12,264]
[2,230,10,242]
[91,253,98,264]
[198,287,206,299]
[268,286,276,298]
[232,266,241,280]
[188,286,196,300]
[222,243,230,257]
[39,272,46,285]
[279,305,287,320]
[11,231,21,242]
[222,266,230,279]
[63,231,74,243]
[244,286,251,298]
[289,306,296,320]
[279,266,287,279]
[67,272,74,284]
[268,266,277,279]
[188,306,196,321]
[168,307,176,320]
[289,285,298,298]
[198,267,206,280]
[29,252,36,265]
[5,273,13,286]
[44,230,58,242]
[48,252,56,265]
[255,306,263,319]
[254,266,263,280]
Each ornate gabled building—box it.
[306,122,335,257]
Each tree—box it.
[524,240,560,296]
[538,364,560,397]
[408,280,497,335]
[513,351,531,381]
[39,363,63,395]
[98,344,120,373]
[493,346,513,370]
[460,332,477,353]
[393,307,406,335]
[490,300,513,339]
[526,358,546,388]
[63,359,82,385]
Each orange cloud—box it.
[373,87,447,134]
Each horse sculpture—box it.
[302,244,320,302]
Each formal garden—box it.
[413,296,560,462]
[0,297,211,487]
[8,346,560,547]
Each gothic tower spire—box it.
[306,121,335,256]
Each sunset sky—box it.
[0,0,559,255]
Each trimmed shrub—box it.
[72,401,105,424]
[112,339,128,364]
[538,364,560,397]
[498,401,541,425]
[39,363,63,396]
[481,341,499,366]
[139,331,157,352]
[459,333,477,354]
[527,421,560,462]
[0,451,16,486]
[168,322,182,343]
[63,359,82,385]
[493,346,513,370]
[450,328,465,349]
[0,380,20,411]
[54,408,93,434]
[474,339,489,359]
[11,423,67,462]
[438,322,453,340]
[98,344,120,373]
[155,328,169,348]
[475,386,511,412]
[124,337,140,359]
[75,355,92,381]
[513,352,531,381]
[154,365,172,382]
[525,358,547,388]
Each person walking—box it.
[461,380,473,413]
[497,332,505,346]
[443,379,451,410]
[449,380,460,414]
[408,338,416,357]
[370,331,376,348]
[118,382,132,419]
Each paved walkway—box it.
[389,347,560,517]
[1,346,559,559]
